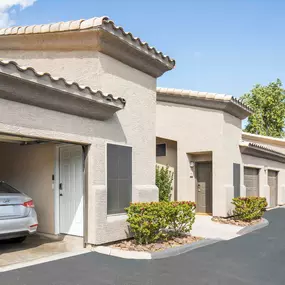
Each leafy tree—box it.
[241,79,285,138]
[156,165,174,202]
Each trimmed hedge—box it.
[125,201,196,245]
[232,197,267,222]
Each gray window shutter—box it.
[107,144,132,214]
[233,163,240,198]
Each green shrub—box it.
[124,202,166,245]
[125,201,196,244]
[164,201,196,236]
[156,165,174,202]
[232,197,267,221]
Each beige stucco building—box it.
[156,88,285,216]
[1,15,285,246]
[0,16,174,246]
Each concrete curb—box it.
[237,218,269,235]
[150,238,221,259]
[93,238,222,260]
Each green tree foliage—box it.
[241,79,285,137]
[156,165,174,202]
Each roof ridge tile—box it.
[0,59,126,106]
[0,16,175,68]
[157,87,253,112]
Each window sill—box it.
[107,213,127,222]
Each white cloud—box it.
[0,0,37,28]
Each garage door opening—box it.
[0,133,86,240]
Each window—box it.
[107,144,132,215]
[0,182,20,194]
[156,143,166,157]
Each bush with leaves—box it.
[124,202,166,245]
[156,165,174,202]
[232,197,267,222]
[164,201,196,236]
[125,201,196,244]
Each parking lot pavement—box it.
[1,208,285,285]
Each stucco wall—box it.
[242,154,285,206]
[0,142,55,234]
[221,113,243,213]
[156,138,177,201]
[156,101,243,216]
[0,50,158,244]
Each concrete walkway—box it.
[191,215,243,240]
[0,234,87,272]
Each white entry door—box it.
[59,145,84,237]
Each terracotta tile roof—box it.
[0,59,126,107]
[156,87,252,113]
[0,16,175,68]
[240,141,285,157]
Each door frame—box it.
[195,161,213,214]
[54,144,87,242]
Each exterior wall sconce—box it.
[190,161,195,168]
[264,166,268,172]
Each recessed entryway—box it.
[196,162,212,214]
[268,170,278,207]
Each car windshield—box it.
[0,182,20,194]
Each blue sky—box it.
[2,0,285,97]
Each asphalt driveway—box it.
[1,208,285,285]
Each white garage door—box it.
[244,167,259,197]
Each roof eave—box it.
[0,63,124,121]
[225,101,252,120]
[240,143,285,163]
[157,92,251,120]
[242,132,285,147]
[0,18,175,78]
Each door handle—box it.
[197,183,201,192]
[59,183,63,190]
[60,193,63,197]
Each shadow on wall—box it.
[223,112,242,129]
[0,50,156,91]
[99,52,156,90]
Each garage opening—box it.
[244,167,259,197]
[0,133,86,239]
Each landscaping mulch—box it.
[212,216,262,227]
[110,235,203,252]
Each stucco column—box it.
[177,147,193,201]
[260,167,270,204]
